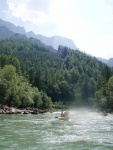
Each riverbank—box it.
[0,105,53,114]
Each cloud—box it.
[6,0,79,34]
[6,0,76,26]
[6,0,51,24]
[4,0,113,59]
[27,0,50,13]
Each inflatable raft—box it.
[59,116,64,120]
[55,111,69,120]
[59,116,69,120]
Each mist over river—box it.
[0,109,113,150]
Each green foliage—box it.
[0,37,112,109]
[94,66,113,111]
[0,65,52,109]
[0,54,21,74]
[107,76,113,110]
[0,65,21,106]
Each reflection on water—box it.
[0,109,113,150]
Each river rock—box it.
[0,109,6,114]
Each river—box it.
[0,109,113,150]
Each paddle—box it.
[55,116,58,118]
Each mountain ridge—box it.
[0,18,113,67]
[0,18,76,50]
[98,57,113,67]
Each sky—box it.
[0,0,113,59]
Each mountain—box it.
[26,33,76,50]
[0,26,14,40]
[97,57,108,63]
[0,18,26,34]
[0,18,76,50]
[98,57,113,67]
[0,26,27,41]
[107,58,113,67]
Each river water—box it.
[0,109,113,150]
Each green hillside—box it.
[0,36,113,111]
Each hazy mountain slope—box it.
[26,32,77,50]
[0,18,26,34]
[97,57,108,63]
[98,57,113,67]
[0,18,76,50]
[107,58,113,67]
[35,34,76,50]
[0,26,14,40]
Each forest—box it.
[0,35,113,112]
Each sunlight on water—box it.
[0,109,113,150]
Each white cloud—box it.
[6,0,79,26]
[6,0,51,24]
[5,0,113,59]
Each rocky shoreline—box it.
[0,105,51,114]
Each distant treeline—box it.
[0,36,113,111]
